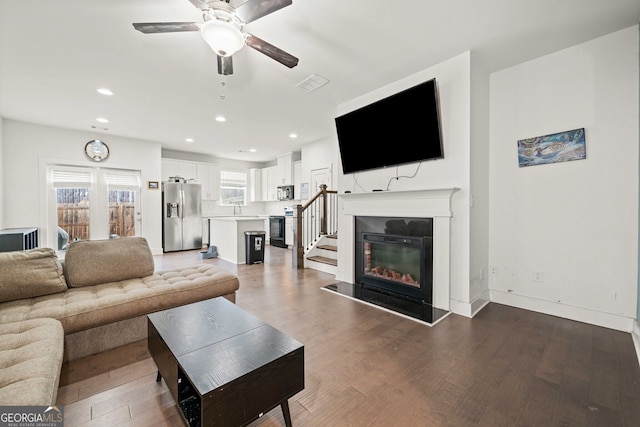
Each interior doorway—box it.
[310,167,332,195]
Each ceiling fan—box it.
[132,0,299,75]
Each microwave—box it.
[277,185,294,201]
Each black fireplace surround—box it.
[356,216,433,304]
[325,216,447,324]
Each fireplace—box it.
[361,232,432,303]
[355,216,434,303]
[327,188,459,325]
[323,215,443,323]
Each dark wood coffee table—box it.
[147,297,304,426]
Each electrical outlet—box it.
[490,266,497,277]
[533,271,544,283]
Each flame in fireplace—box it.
[364,266,420,287]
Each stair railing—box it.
[292,184,338,268]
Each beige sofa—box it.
[0,237,240,406]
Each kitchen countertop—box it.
[209,216,267,221]
[205,215,269,221]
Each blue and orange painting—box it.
[517,127,586,168]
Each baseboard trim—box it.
[632,320,640,367]
[489,289,634,332]
[449,289,491,318]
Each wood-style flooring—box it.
[57,245,640,426]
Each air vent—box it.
[296,74,329,92]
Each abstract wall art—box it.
[517,128,586,167]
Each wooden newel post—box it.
[319,184,328,236]
[293,204,304,269]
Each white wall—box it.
[2,120,164,252]
[0,117,4,229]
[334,52,473,315]
[468,53,492,315]
[300,136,339,194]
[489,26,639,331]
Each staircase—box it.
[292,184,339,275]
[305,234,338,275]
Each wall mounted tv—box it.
[335,78,443,174]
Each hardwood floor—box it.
[57,245,640,426]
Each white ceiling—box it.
[1,0,638,163]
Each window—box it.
[219,171,247,206]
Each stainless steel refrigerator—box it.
[162,181,202,252]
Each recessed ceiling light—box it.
[215,115,226,122]
[289,133,298,139]
[97,88,113,96]
[185,138,194,143]
[249,148,256,152]
[96,117,109,123]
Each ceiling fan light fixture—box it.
[200,19,244,57]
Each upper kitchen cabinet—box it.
[249,152,301,202]
[265,166,278,201]
[276,153,293,186]
[197,163,220,200]
[162,158,219,201]
[275,151,301,186]
[249,166,277,201]
[249,168,263,202]
[161,159,197,182]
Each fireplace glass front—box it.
[361,232,429,302]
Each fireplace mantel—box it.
[339,188,459,217]
[336,187,460,311]
[340,188,459,200]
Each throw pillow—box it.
[63,237,154,287]
[0,247,68,303]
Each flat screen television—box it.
[335,78,443,174]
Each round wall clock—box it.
[84,140,110,162]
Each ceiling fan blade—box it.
[217,55,234,75]
[233,0,292,23]
[245,34,298,68]
[132,22,200,34]
[187,0,211,11]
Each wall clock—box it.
[84,140,110,162]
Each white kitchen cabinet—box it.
[293,160,301,200]
[196,163,220,200]
[264,218,270,241]
[253,152,300,203]
[265,166,278,201]
[161,159,197,182]
[285,217,293,246]
[249,168,263,202]
[276,152,293,186]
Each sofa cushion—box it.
[0,248,67,303]
[0,263,240,334]
[64,237,154,288]
[0,318,64,405]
